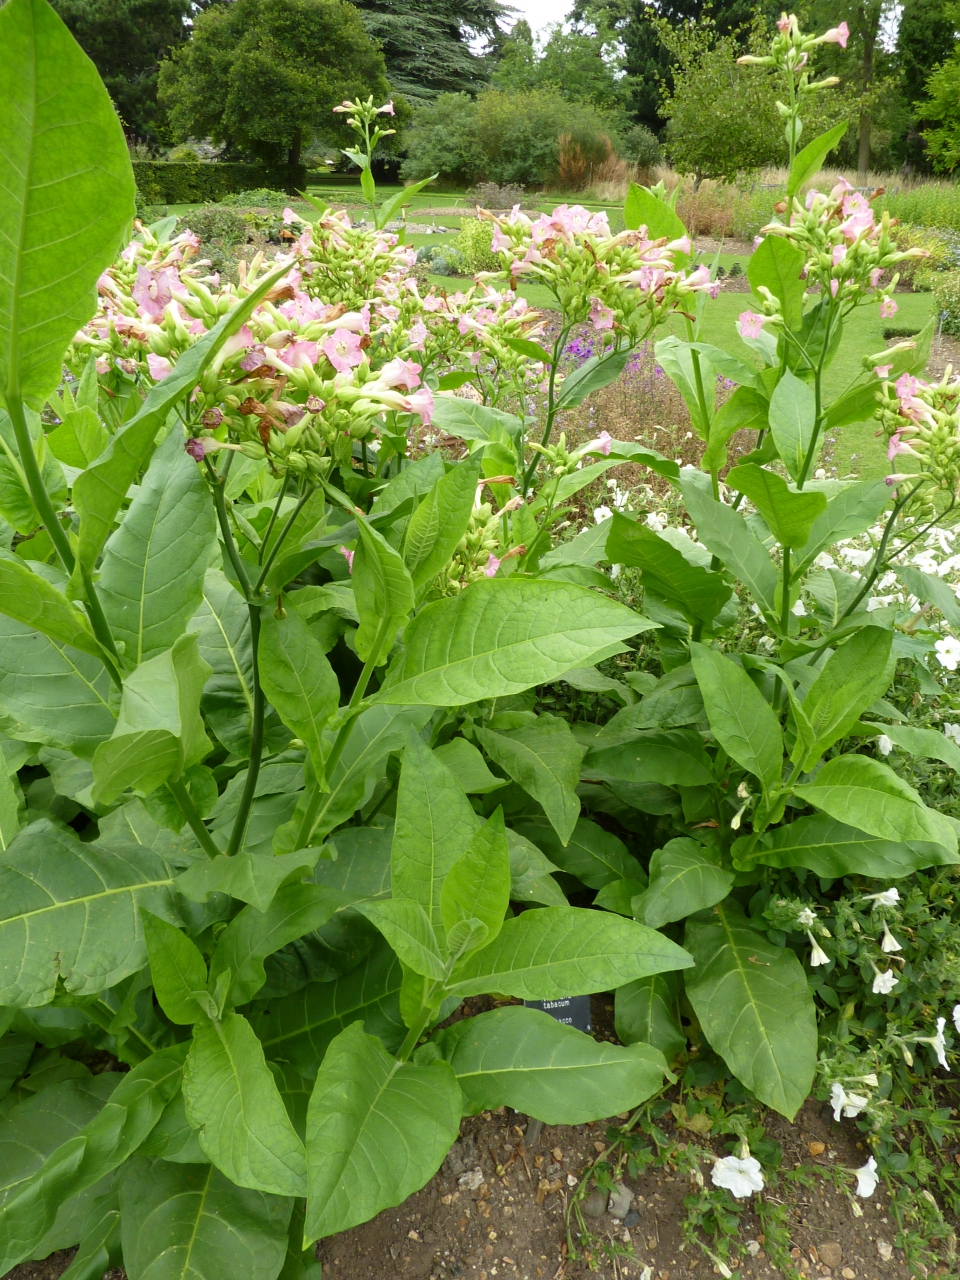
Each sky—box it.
[507,0,572,36]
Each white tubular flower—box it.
[710,1155,765,1199]
[854,1157,879,1198]
[872,969,898,995]
[935,636,960,670]
[953,1004,960,1035]
[880,922,902,953]
[877,734,894,756]
[862,888,900,907]
[830,1082,869,1121]
[915,1017,949,1069]
[797,907,817,927]
[806,931,830,966]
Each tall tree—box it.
[349,0,509,104]
[158,0,390,167]
[48,0,195,140]
[571,0,781,132]
[492,18,629,113]
[896,0,957,167]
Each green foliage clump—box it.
[401,86,616,186]
[218,188,291,208]
[455,218,499,272]
[890,223,960,289]
[877,184,960,234]
[621,123,662,169]
[132,161,306,204]
[158,0,391,167]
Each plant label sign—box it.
[524,995,592,1033]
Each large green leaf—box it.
[142,911,209,1025]
[584,729,714,789]
[176,849,321,915]
[377,579,651,706]
[767,370,816,482]
[429,395,522,444]
[91,633,211,804]
[0,0,134,407]
[786,122,848,200]
[747,235,806,329]
[633,838,734,929]
[251,940,405,1076]
[403,452,483,591]
[513,816,641,889]
[794,626,894,767]
[274,705,434,852]
[476,714,583,845]
[191,569,258,757]
[555,350,632,411]
[702,386,769,472]
[71,259,291,594]
[352,517,415,662]
[624,183,687,240]
[304,1021,461,1241]
[856,719,960,773]
[615,973,686,1061]
[46,405,108,470]
[446,905,692,1000]
[606,513,731,623]
[0,1045,186,1273]
[0,552,105,662]
[98,427,216,666]
[433,737,507,794]
[259,607,339,779]
[354,899,447,980]
[440,809,511,945]
[725,465,826,551]
[120,1156,291,1280]
[208,883,342,1007]
[680,474,778,616]
[0,611,115,757]
[0,1076,118,1263]
[794,480,890,574]
[684,902,816,1119]
[433,1005,668,1123]
[793,754,957,852]
[392,733,480,939]
[0,820,177,1006]
[58,1189,121,1280]
[183,1012,307,1197]
[0,409,68,534]
[742,812,959,877]
[690,643,783,793]
[895,564,960,631]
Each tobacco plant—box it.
[1,0,960,1275]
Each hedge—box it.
[133,161,308,205]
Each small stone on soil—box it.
[819,1242,843,1269]
[608,1182,635,1219]
[582,1188,608,1219]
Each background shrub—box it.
[621,123,661,170]
[219,187,291,207]
[132,160,307,204]
[467,181,526,208]
[401,87,617,188]
[454,218,499,272]
[932,268,960,336]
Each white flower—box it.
[862,888,900,907]
[912,551,939,574]
[945,723,960,745]
[935,636,960,670]
[593,505,613,524]
[814,552,836,569]
[840,546,873,568]
[854,1157,879,1197]
[807,931,830,966]
[792,598,807,617]
[830,1082,869,1121]
[644,511,666,531]
[814,468,827,479]
[881,922,902,953]
[872,969,898,995]
[797,907,817,927]
[757,635,776,651]
[916,1017,949,1069]
[953,1003,960,1035]
[877,570,898,590]
[710,1155,764,1198]
[877,735,894,756]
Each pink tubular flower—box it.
[589,430,614,456]
[403,386,434,425]
[777,13,791,31]
[95,356,110,375]
[146,353,173,381]
[282,207,301,225]
[739,310,770,339]
[880,296,898,319]
[873,364,892,378]
[281,340,318,369]
[820,20,849,47]
[407,320,428,351]
[589,298,615,331]
[832,244,847,266]
[870,267,884,287]
[484,555,501,578]
[133,266,177,320]
[379,357,422,391]
[830,279,840,297]
[322,329,364,372]
[340,546,354,572]
[378,101,395,116]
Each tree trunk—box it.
[287,128,302,169]
[858,110,871,176]
[857,1,878,177]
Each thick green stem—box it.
[796,307,837,488]
[779,546,792,636]
[838,478,931,621]
[168,775,220,860]
[226,603,264,856]
[521,326,570,493]
[206,460,253,597]
[397,1000,439,1061]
